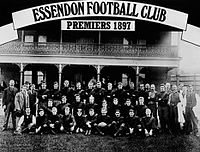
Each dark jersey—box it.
[135,105,147,118]
[91,88,105,105]
[125,115,140,128]
[127,89,137,106]
[147,91,158,106]
[104,89,115,104]
[157,91,169,107]
[86,114,98,124]
[23,114,34,127]
[113,89,126,105]
[111,116,124,127]
[85,103,98,115]
[48,114,60,124]
[28,90,37,115]
[74,115,85,128]
[36,115,47,127]
[62,114,75,127]
[141,116,156,131]
[136,90,148,105]
[50,89,62,101]
[122,105,134,117]
[109,104,122,117]
[96,114,112,125]
[37,89,50,103]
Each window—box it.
[37,71,44,84]
[137,40,146,45]
[122,74,128,87]
[24,35,34,42]
[24,35,34,46]
[38,35,47,46]
[24,71,32,84]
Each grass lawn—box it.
[1,130,199,152]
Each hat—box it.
[38,108,44,112]
[118,82,122,85]
[24,81,30,85]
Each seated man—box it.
[141,108,157,137]
[35,108,48,134]
[110,109,125,137]
[14,107,36,135]
[85,108,98,135]
[60,106,75,134]
[125,108,141,136]
[94,108,112,136]
[48,107,61,134]
[74,108,86,133]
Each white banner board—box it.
[61,20,135,31]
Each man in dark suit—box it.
[2,80,18,131]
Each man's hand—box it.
[71,126,75,131]
[42,95,47,99]
[28,124,33,129]
[50,124,54,128]
[60,125,64,131]
[3,105,6,110]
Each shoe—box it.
[88,130,91,135]
[85,130,88,135]
[13,130,22,135]
[2,128,7,131]
[76,128,79,133]
[68,131,72,135]
[29,132,35,135]
[99,132,104,136]
[80,128,83,133]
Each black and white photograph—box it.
[0,0,200,151]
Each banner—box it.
[61,20,135,31]
[12,0,188,30]
[182,24,200,46]
[0,23,18,45]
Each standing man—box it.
[147,84,158,122]
[37,81,50,110]
[168,84,181,135]
[157,84,169,134]
[2,80,18,131]
[28,84,37,116]
[14,85,30,130]
[185,85,198,135]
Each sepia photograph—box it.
[0,0,200,151]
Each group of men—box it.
[1,79,199,137]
